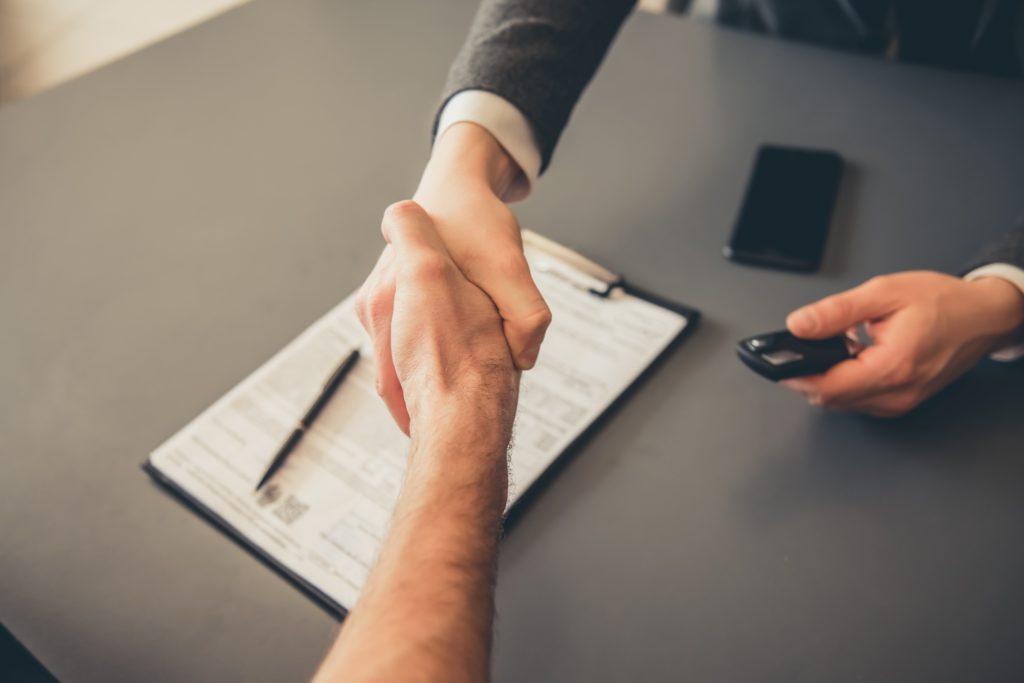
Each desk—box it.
[3,2,1023,681]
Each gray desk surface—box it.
[3,2,1023,681]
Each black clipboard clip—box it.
[521,229,701,320]
[522,230,625,300]
[587,277,625,299]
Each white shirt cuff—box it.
[964,263,1024,361]
[435,90,542,203]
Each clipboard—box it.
[504,231,700,523]
[145,230,700,617]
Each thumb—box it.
[787,276,903,339]
[473,253,552,370]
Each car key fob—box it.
[736,330,857,381]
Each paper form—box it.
[148,244,689,611]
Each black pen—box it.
[255,348,360,492]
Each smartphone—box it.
[723,145,844,272]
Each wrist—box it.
[409,388,515,457]
[407,404,511,510]
[420,122,520,200]
[964,276,1024,346]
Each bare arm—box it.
[315,201,520,682]
[312,428,507,683]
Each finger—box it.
[797,346,897,408]
[355,247,394,331]
[780,377,820,395]
[786,276,904,340]
[384,200,548,369]
[780,375,844,409]
[359,251,411,435]
[475,252,551,370]
[381,201,462,320]
[372,308,410,435]
[374,314,412,434]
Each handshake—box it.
[355,200,521,448]
[326,204,1024,683]
[360,207,1023,443]
[356,128,1024,436]
[322,160,1024,683]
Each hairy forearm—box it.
[312,416,509,683]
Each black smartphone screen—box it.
[724,145,843,272]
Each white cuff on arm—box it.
[964,263,1024,361]
[435,90,542,203]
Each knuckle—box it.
[866,274,892,290]
[520,302,553,334]
[408,252,451,282]
[887,359,916,386]
[383,199,424,222]
[381,200,426,240]
[864,274,897,298]
[493,248,530,279]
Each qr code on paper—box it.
[273,494,310,525]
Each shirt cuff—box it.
[963,263,1024,361]
[434,90,542,203]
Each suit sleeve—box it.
[961,220,1024,362]
[435,0,637,174]
[961,220,1024,273]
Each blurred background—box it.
[0,0,248,103]
[0,0,671,104]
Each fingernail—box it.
[787,307,817,334]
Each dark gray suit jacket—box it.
[437,0,1024,270]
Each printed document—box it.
[147,234,690,612]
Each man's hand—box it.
[781,271,1024,417]
[368,199,520,443]
[316,201,518,683]
[357,123,550,430]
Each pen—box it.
[255,348,360,492]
